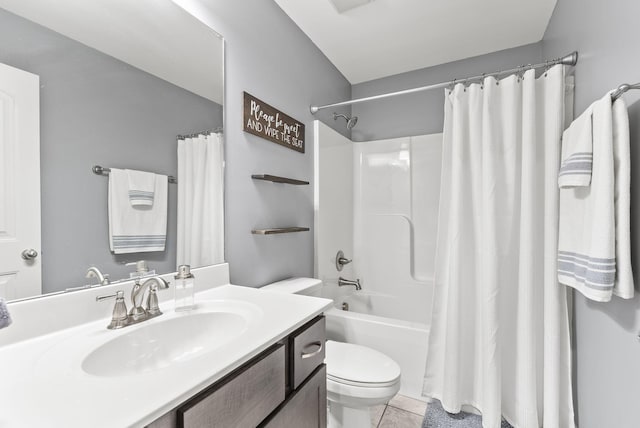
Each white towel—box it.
[558,104,593,187]
[109,168,167,254]
[611,97,634,299]
[558,94,616,302]
[126,169,156,207]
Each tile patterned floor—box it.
[371,394,428,428]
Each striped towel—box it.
[109,168,167,254]
[126,169,156,207]
[0,298,12,329]
[557,93,634,302]
[558,102,593,187]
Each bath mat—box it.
[421,400,512,428]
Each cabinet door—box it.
[179,344,286,428]
[263,365,327,428]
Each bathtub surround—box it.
[424,66,575,427]
[314,121,435,400]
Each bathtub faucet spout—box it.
[338,277,361,291]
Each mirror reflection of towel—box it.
[126,169,156,207]
[108,168,167,254]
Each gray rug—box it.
[422,400,513,428]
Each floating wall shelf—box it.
[251,174,309,185]
[251,227,310,235]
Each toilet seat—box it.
[325,340,401,386]
[327,374,399,388]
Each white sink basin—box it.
[82,310,250,377]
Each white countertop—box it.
[0,284,332,428]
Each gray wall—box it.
[0,10,222,293]
[351,43,543,141]
[183,1,352,287]
[543,1,640,426]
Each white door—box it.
[0,62,41,300]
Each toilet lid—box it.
[325,340,401,386]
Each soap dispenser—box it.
[174,265,195,311]
[126,260,155,278]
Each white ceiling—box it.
[274,0,557,84]
[0,0,224,104]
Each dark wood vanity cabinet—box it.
[260,365,327,428]
[147,316,326,428]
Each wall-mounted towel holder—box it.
[92,165,177,184]
[611,82,640,100]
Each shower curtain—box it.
[177,132,224,267]
[423,65,575,428]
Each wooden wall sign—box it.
[243,92,305,153]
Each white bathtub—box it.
[304,283,431,401]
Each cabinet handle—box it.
[301,341,323,359]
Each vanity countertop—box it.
[0,284,333,428]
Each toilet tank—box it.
[261,277,323,297]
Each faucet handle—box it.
[145,285,163,316]
[96,290,129,330]
[95,290,122,302]
[335,250,352,271]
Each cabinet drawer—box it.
[179,344,286,428]
[261,364,327,428]
[291,316,326,390]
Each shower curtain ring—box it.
[516,65,526,82]
[448,78,457,95]
[480,73,487,90]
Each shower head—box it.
[333,113,358,130]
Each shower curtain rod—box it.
[176,126,223,140]
[310,51,578,114]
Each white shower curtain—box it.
[177,132,224,267]
[423,65,575,428]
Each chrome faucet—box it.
[338,277,361,290]
[96,276,170,330]
[129,276,170,321]
[86,266,110,286]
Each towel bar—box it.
[92,165,177,184]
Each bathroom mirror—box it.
[0,0,225,300]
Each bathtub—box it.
[303,282,431,401]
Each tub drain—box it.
[341,302,349,311]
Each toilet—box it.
[325,340,401,428]
[261,277,402,428]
